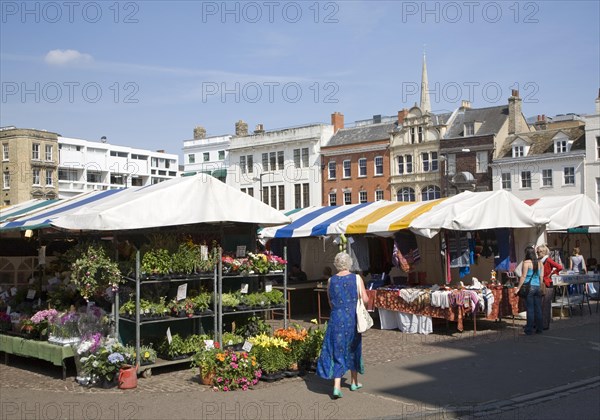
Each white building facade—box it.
[182,134,231,180]
[58,137,179,198]
[226,124,334,211]
[582,93,600,203]
[490,122,586,200]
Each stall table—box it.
[0,334,74,380]
[273,281,320,320]
[374,286,522,334]
[552,273,600,316]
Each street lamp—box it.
[252,172,272,203]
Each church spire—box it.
[420,52,431,114]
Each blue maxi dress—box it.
[316,273,364,379]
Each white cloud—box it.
[44,49,93,67]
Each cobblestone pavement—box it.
[1,305,598,396]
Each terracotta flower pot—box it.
[199,368,215,385]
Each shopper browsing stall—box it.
[514,246,544,336]
[536,244,563,330]
[317,252,369,398]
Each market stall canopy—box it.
[524,195,600,231]
[409,190,550,238]
[0,199,59,222]
[260,201,394,238]
[51,173,291,231]
[0,189,130,231]
[338,198,447,236]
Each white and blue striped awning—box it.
[0,199,59,222]
[0,189,130,231]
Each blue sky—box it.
[1,1,599,158]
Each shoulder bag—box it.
[517,282,530,299]
[356,275,373,333]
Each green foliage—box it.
[263,289,284,305]
[236,315,271,338]
[171,242,201,275]
[192,292,212,312]
[157,334,188,359]
[222,332,244,346]
[221,293,240,308]
[141,249,172,275]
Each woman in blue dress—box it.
[317,252,369,398]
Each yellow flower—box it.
[143,351,150,359]
[311,319,318,324]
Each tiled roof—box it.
[497,126,585,158]
[325,121,398,147]
[445,105,508,138]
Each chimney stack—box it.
[461,100,471,109]
[235,120,248,136]
[254,124,265,134]
[193,126,206,139]
[331,112,344,133]
[397,109,409,125]
[596,88,600,114]
[534,114,547,131]
[508,90,522,135]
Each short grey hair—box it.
[333,252,353,271]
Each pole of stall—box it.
[135,249,140,367]
[284,245,288,329]
[218,247,223,347]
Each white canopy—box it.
[524,194,600,231]
[409,190,550,238]
[51,174,291,231]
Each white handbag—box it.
[356,275,373,333]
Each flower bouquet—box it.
[81,337,133,387]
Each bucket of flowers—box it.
[48,311,81,345]
[212,348,261,391]
[249,334,290,381]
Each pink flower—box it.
[242,385,248,391]
[230,362,238,369]
[223,386,229,391]
[217,377,222,382]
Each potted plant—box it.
[263,290,284,307]
[236,315,271,338]
[249,334,290,380]
[266,253,287,273]
[192,293,212,314]
[171,242,201,276]
[70,244,123,301]
[301,320,326,371]
[222,332,244,349]
[190,342,220,385]
[81,338,132,388]
[139,345,157,365]
[212,349,261,391]
[157,334,188,360]
[274,325,308,373]
[247,252,269,275]
[220,293,240,312]
[141,249,172,278]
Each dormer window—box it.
[554,139,568,153]
[512,145,524,158]
[464,123,474,136]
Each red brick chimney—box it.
[331,112,344,133]
[397,109,409,125]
